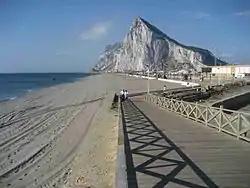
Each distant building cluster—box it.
[202,65,250,78]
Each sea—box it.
[0,73,90,102]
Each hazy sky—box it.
[0,0,250,73]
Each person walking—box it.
[120,89,125,101]
[163,85,166,92]
[124,90,128,100]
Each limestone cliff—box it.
[94,17,227,72]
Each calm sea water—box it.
[0,73,90,101]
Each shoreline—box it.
[0,73,92,103]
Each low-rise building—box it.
[202,65,250,78]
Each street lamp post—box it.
[214,53,217,83]
[146,45,154,95]
[218,60,221,85]
[214,52,221,85]
[217,57,222,85]
[147,67,150,94]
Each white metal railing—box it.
[145,94,250,142]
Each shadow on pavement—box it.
[121,99,218,188]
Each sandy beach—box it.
[0,74,180,188]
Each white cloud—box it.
[80,21,112,40]
[181,11,212,20]
[195,12,212,20]
[235,10,250,17]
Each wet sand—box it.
[0,74,181,188]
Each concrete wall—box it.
[126,74,200,87]
[212,91,250,110]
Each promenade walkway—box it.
[121,97,250,188]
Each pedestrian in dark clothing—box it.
[120,89,125,101]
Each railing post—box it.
[195,102,198,121]
[161,97,164,107]
[205,107,208,126]
[187,103,190,118]
[180,100,183,114]
[173,99,176,112]
[219,105,223,132]
[167,98,170,109]
[237,113,242,139]
[164,98,167,109]
[171,99,174,111]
